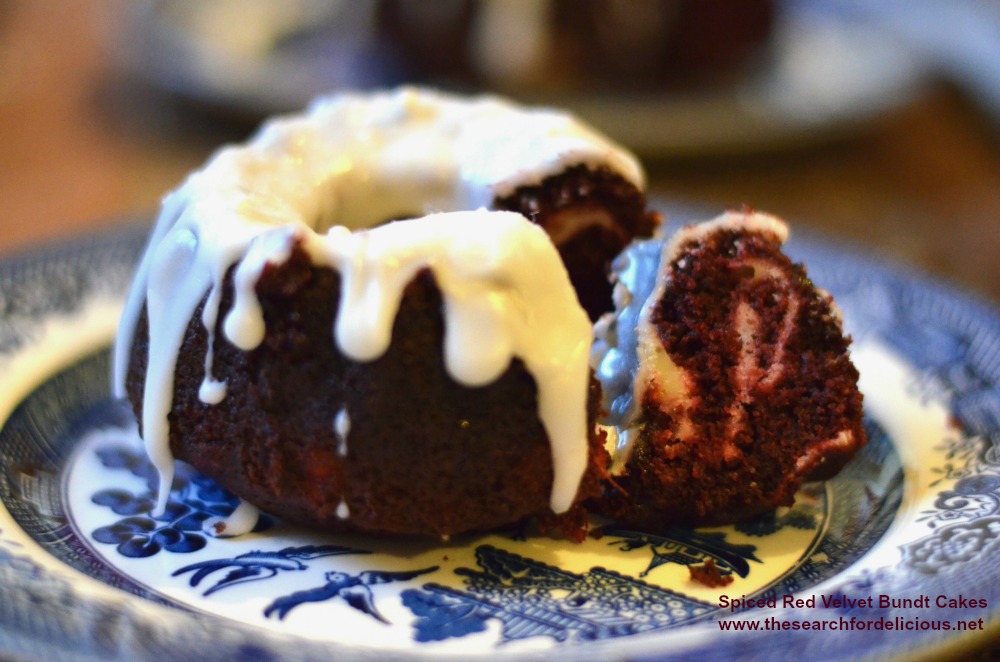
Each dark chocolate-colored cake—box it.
[114,88,655,538]
[125,250,610,537]
[591,211,866,529]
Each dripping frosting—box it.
[115,87,630,519]
[204,500,260,538]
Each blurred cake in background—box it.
[117,0,925,155]
[375,0,776,95]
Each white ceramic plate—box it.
[1,212,998,661]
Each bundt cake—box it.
[116,87,865,540]
[591,211,866,529]
[114,87,657,538]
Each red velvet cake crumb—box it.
[689,559,734,588]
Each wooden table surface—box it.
[0,1,999,658]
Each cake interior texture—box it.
[592,214,866,528]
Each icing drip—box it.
[115,87,637,522]
[141,225,202,514]
[204,500,260,538]
[334,407,350,457]
[197,278,228,405]
[224,227,298,350]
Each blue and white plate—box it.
[1,212,998,661]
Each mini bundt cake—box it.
[115,87,657,538]
[591,211,866,529]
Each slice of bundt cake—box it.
[591,210,866,529]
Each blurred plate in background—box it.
[114,0,928,156]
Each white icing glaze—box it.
[115,86,629,520]
[334,407,350,458]
[203,499,260,538]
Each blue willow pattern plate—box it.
[0,213,998,661]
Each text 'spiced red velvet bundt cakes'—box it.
[591,211,866,528]
[114,87,658,538]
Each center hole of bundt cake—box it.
[379,212,425,225]
[307,163,455,233]
[313,204,427,234]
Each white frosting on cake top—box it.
[115,87,635,519]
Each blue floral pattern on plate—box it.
[89,444,272,558]
[0,215,997,660]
